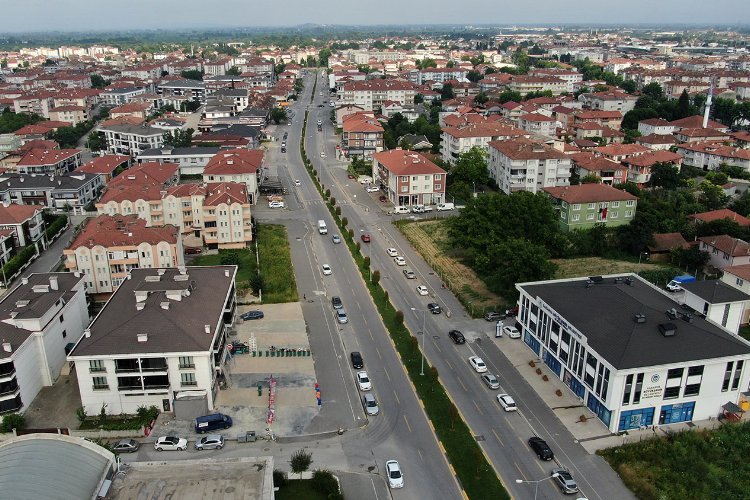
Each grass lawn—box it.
[274,480,329,500]
[599,421,750,500]
[553,256,663,279]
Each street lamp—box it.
[515,473,560,500]
[410,307,427,376]
[639,251,649,265]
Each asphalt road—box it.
[253,73,462,500]
[293,72,636,500]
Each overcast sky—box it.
[2,0,748,33]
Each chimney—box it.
[49,276,58,291]
[204,324,211,334]
[137,333,148,342]
[224,269,230,277]
[21,278,28,285]
[84,328,91,338]
[2,342,11,353]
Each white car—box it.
[416,285,429,296]
[320,151,326,158]
[385,460,404,489]
[356,371,372,391]
[268,201,285,209]
[322,264,332,276]
[394,256,406,266]
[469,356,488,373]
[503,326,521,339]
[386,248,398,257]
[294,179,301,186]
[497,393,517,411]
[154,436,188,451]
[366,186,379,192]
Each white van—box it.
[436,203,455,211]
[393,206,410,214]
[318,220,328,234]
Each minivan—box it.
[436,202,455,211]
[318,219,328,234]
[393,206,410,214]
[195,413,233,433]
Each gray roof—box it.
[214,88,248,97]
[70,266,236,357]
[102,86,144,94]
[0,434,113,500]
[682,280,750,304]
[158,79,205,89]
[207,124,261,138]
[139,147,220,157]
[0,172,100,192]
[521,275,750,370]
[0,273,82,356]
[98,123,163,136]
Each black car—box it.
[351,352,364,369]
[241,310,264,320]
[281,147,286,153]
[448,330,465,344]
[528,437,554,461]
[331,296,343,310]
[485,311,503,322]
[427,303,442,314]
[112,439,140,453]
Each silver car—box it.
[482,374,500,390]
[195,434,225,450]
[336,309,348,324]
[363,393,379,416]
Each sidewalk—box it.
[491,329,726,454]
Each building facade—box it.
[544,184,638,231]
[372,150,446,207]
[488,139,572,194]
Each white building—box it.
[0,273,88,414]
[137,147,221,176]
[488,139,572,194]
[68,266,237,415]
[339,79,418,111]
[99,123,164,157]
[516,274,750,433]
[440,122,529,165]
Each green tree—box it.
[649,162,682,189]
[0,413,25,433]
[87,131,107,151]
[162,128,194,148]
[180,69,204,81]
[730,190,750,216]
[473,92,489,105]
[90,74,110,89]
[318,48,332,67]
[481,238,557,299]
[580,174,601,184]
[441,83,455,100]
[642,82,664,100]
[0,109,45,134]
[466,70,483,83]
[271,108,288,125]
[698,181,728,210]
[675,90,694,120]
[511,48,529,73]
[671,245,710,272]
[498,90,522,104]
[226,66,241,76]
[704,171,729,186]
[620,80,637,93]
[449,147,490,187]
[290,449,313,479]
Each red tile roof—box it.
[17,148,80,166]
[689,209,750,227]
[203,149,264,175]
[68,214,178,249]
[670,115,726,130]
[623,150,683,167]
[698,235,750,257]
[0,204,42,224]
[488,138,568,160]
[373,150,446,176]
[648,233,690,252]
[78,155,130,175]
[543,184,638,204]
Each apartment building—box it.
[64,214,183,295]
[515,274,750,433]
[508,76,568,96]
[339,79,418,111]
[341,115,384,159]
[579,91,638,113]
[0,172,104,209]
[0,273,89,414]
[623,150,684,187]
[48,106,88,126]
[488,138,572,194]
[202,149,263,204]
[699,235,750,270]
[544,184,638,231]
[98,87,147,107]
[137,147,221,176]
[68,266,237,415]
[518,113,557,138]
[417,68,468,85]
[676,142,750,172]
[569,153,628,185]
[157,80,207,103]
[0,204,45,247]
[15,148,82,176]
[372,150,446,207]
[76,155,131,183]
[637,118,675,136]
[99,123,164,156]
[441,122,529,164]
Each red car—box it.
[361,234,371,243]
[379,195,387,202]
[347,174,356,179]
[185,247,202,255]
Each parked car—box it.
[497,393,517,411]
[361,233,371,243]
[268,201,285,209]
[184,247,202,255]
[379,195,387,202]
[551,468,579,494]
[362,393,379,416]
[485,311,503,322]
[356,371,372,391]
[469,356,488,373]
[281,147,286,153]
[241,310,264,320]
[416,285,429,296]
[112,439,140,453]
[403,269,416,279]
[331,296,343,309]
[336,309,348,324]
[195,434,225,450]
[528,437,554,461]
[481,374,500,390]
[503,326,521,339]
[332,234,341,244]
[449,330,466,344]
[394,256,406,266]
[386,248,398,257]
[154,436,188,451]
[504,306,519,317]
[322,264,332,276]
[385,460,404,488]
[427,303,441,314]
[320,152,326,158]
[366,185,380,193]
[350,351,363,369]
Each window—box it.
[611,201,620,208]
[632,373,644,404]
[732,360,744,391]
[625,210,633,217]
[667,368,684,380]
[586,213,595,220]
[572,204,581,211]
[572,214,580,222]
[588,203,596,210]
[61,330,66,339]
[59,314,64,322]
[181,373,197,387]
[737,278,745,287]
[663,386,680,399]
[89,360,105,373]
[722,361,734,392]
[92,376,109,390]
[626,200,635,207]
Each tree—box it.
[446,60,455,68]
[289,449,313,479]
[704,171,729,186]
[226,66,241,76]
[0,109,45,134]
[162,128,194,148]
[90,74,110,89]
[620,80,637,93]
[675,90,693,120]
[440,83,455,101]
[671,245,709,271]
[481,238,558,299]
[698,181,728,210]
[449,147,490,187]
[730,190,750,217]
[642,82,664,100]
[270,108,288,124]
[180,69,204,81]
[580,174,601,184]
[466,70,482,83]
[318,48,332,67]
[511,48,529,73]
[87,131,107,151]
[0,413,25,433]
[474,92,489,105]
[498,90,522,104]
[649,162,682,189]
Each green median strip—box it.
[297,84,509,500]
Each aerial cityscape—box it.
[0,7,750,500]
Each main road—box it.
[295,71,635,500]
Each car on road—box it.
[281,147,286,153]
[336,309,348,324]
[361,233,371,243]
[184,247,202,255]
[394,256,406,266]
[320,152,326,158]
[332,234,341,244]
[112,439,139,453]
[331,296,343,309]
[350,351,363,369]
[551,468,579,494]
[268,201,285,209]
[449,330,466,344]
[356,371,371,391]
[497,393,517,411]
[294,179,301,186]
[481,373,500,389]
[503,325,521,338]
[386,248,398,257]
[484,311,503,322]
[403,269,416,279]
[528,437,554,461]
[366,185,380,193]
[385,460,404,489]
[379,195,387,202]
[427,303,441,314]
[195,434,225,450]
[240,310,264,320]
[362,393,379,416]
[154,436,188,452]
[321,264,332,275]
[469,356,488,373]
[416,285,429,296]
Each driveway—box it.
[23,366,82,430]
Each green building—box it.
[543,184,638,231]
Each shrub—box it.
[542,374,549,381]
[1,245,36,281]
[273,469,287,488]
[326,189,331,198]
[555,389,563,397]
[528,360,536,367]
[364,256,370,267]
[76,406,88,424]
[335,206,341,216]
[535,368,542,375]
[330,196,336,206]
[395,310,404,326]
[0,413,25,433]
[348,229,354,238]
[372,270,381,285]
[341,217,348,227]
[311,469,338,495]
[220,251,240,266]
